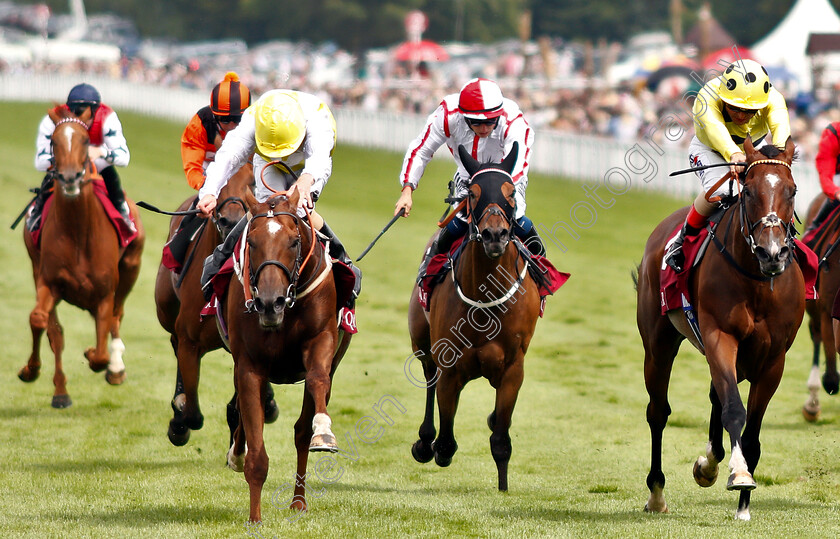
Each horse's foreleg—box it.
[236,364,268,522]
[803,312,823,421]
[47,309,70,409]
[303,337,339,452]
[411,348,438,464]
[694,382,725,487]
[433,368,465,468]
[21,284,56,383]
[175,333,204,431]
[489,360,524,491]
[734,357,785,521]
[85,299,115,373]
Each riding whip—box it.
[356,208,405,261]
[10,194,38,230]
[669,162,744,176]
[137,200,202,216]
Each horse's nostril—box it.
[254,298,265,312]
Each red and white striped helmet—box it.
[458,78,504,120]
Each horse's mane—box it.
[758,142,797,164]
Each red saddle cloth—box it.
[200,238,358,334]
[659,225,818,315]
[418,237,570,317]
[30,180,138,249]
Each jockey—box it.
[30,82,131,231]
[165,72,252,266]
[664,59,792,273]
[394,78,544,283]
[196,89,362,309]
[181,72,251,190]
[803,121,840,238]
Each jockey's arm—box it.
[181,115,211,190]
[34,114,55,171]
[395,185,413,217]
[95,112,129,171]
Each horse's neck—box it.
[456,241,521,294]
[51,188,102,237]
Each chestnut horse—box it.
[154,163,281,446]
[636,137,803,520]
[224,188,352,521]
[20,107,145,408]
[407,143,541,491]
[800,193,840,421]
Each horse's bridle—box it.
[213,195,247,237]
[465,168,516,243]
[50,117,97,188]
[244,208,303,312]
[738,159,796,258]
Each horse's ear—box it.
[743,135,758,161]
[782,136,795,163]
[244,188,258,212]
[501,142,519,175]
[48,106,61,124]
[458,144,479,177]
[287,185,301,207]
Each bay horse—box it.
[224,188,352,521]
[407,143,541,491]
[636,137,803,520]
[800,193,840,421]
[154,162,279,446]
[20,106,145,408]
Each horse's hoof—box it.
[51,394,72,409]
[84,349,109,372]
[309,433,338,452]
[167,420,190,446]
[823,372,840,395]
[105,369,126,385]
[289,495,307,512]
[227,446,245,472]
[411,440,434,463]
[693,458,718,487]
[643,502,669,514]
[264,399,280,424]
[802,404,821,423]
[17,367,39,383]
[726,472,757,491]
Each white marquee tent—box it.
[752,0,840,91]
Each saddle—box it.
[30,179,138,249]
[161,197,205,274]
[417,236,569,316]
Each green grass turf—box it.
[0,102,838,538]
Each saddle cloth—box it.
[31,179,138,249]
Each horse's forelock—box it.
[758,145,782,159]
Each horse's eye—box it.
[290,238,300,249]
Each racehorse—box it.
[154,162,279,446]
[20,106,145,407]
[224,188,352,521]
[636,137,803,520]
[407,143,542,491]
[800,193,840,421]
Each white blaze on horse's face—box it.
[58,123,76,155]
[266,220,283,236]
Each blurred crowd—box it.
[4,44,840,164]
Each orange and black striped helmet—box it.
[210,72,251,116]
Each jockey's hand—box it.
[730,152,747,177]
[395,185,413,217]
[88,146,106,160]
[197,194,217,218]
[293,173,315,209]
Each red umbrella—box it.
[393,40,449,62]
[702,47,756,72]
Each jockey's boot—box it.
[200,215,248,301]
[25,173,54,232]
[515,218,546,257]
[166,211,203,267]
[101,166,133,229]
[320,220,362,304]
[417,225,456,284]
[804,197,840,240]
[664,222,701,273]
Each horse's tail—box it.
[631,263,640,291]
